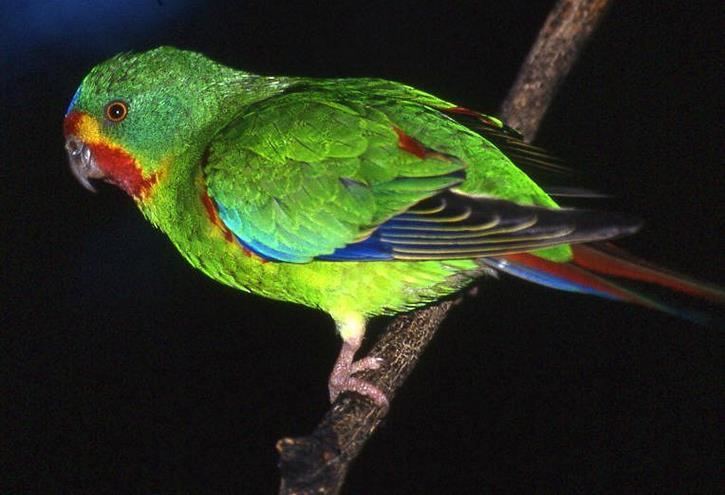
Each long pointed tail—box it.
[483,243,725,325]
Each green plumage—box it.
[65,47,648,404]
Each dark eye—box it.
[105,100,128,122]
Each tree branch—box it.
[501,0,612,141]
[277,1,613,493]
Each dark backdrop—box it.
[3,1,722,493]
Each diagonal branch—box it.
[501,0,613,141]
[277,1,613,493]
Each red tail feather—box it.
[489,244,724,325]
[504,252,636,302]
[571,244,725,304]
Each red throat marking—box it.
[89,143,158,199]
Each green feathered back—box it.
[204,79,568,263]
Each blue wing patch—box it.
[216,202,310,263]
[317,236,393,261]
[217,191,639,263]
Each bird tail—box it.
[482,243,725,325]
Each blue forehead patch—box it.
[65,86,82,116]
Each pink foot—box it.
[328,337,389,409]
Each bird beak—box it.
[65,135,104,192]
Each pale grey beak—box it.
[65,136,104,192]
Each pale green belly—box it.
[178,228,483,319]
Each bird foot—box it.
[328,338,388,409]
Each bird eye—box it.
[105,100,128,122]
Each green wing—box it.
[204,84,639,263]
[204,90,465,262]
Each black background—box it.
[3,1,723,493]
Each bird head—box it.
[63,46,241,200]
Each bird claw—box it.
[328,340,388,409]
[330,375,389,410]
[350,356,383,374]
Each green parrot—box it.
[64,47,723,408]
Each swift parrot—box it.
[64,47,724,408]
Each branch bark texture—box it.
[278,1,612,493]
[501,0,612,141]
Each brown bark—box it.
[278,1,613,493]
[500,0,612,141]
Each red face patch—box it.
[64,110,158,199]
[63,111,83,137]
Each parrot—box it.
[64,47,723,408]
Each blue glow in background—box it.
[2,0,193,72]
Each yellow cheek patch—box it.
[74,113,104,144]
[67,112,125,154]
